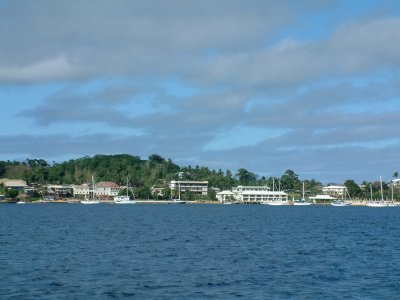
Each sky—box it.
[1,0,400,183]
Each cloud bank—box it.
[1,0,400,182]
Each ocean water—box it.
[1,204,400,299]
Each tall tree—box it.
[344,179,361,198]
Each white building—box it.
[73,181,121,199]
[95,182,120,198]
[169,180,208,195]
[322,185,347,197]
[217,185,287,203]
[73,184,91,198]
[392,179,400,187]
[216,190,237,202]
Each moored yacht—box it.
[293,182,312,205]
[366,176,397,207]
[114,178,136,204]
[81,176,100,204]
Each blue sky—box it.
[1,0,400,183]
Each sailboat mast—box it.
[391,182,394,202]
[380,176,384,202]
[302,182,305,199]
[92,175,96,200]
[370,184,373,201]
[178,180,181,200]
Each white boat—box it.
[293,182,312,205]
[81,176,100,204]
[331,186,352,206]
[172,199,186,204]
[331,200,351,206]
[80,199,100,204]
[222,201,232,205]
[293,200,312,206]
[16,201,26,204]
[114,195,136,204]
[114,178,136,204]
[261,200,291,205]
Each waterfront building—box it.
[169,180,208,195]
[73,181,121,200]
[217,185,288,204]
[46,185,73,198]
[95,182,121,198]
[0,178,28,191]
[73,184,91,198]
[322,185,347,197]
[216,190,237,202]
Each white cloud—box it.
[0,56,72,82]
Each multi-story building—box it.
[73,181,121,200]
[46,185,73,198]
[169,180,208,195]
[73,184,91,198]
[95,182,121,199]
[217,185,287,203]
[322,185,347,197]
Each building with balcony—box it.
[322,185,347,197]
[217,185,287,204]
[73,181,121,200]
[169,180,208,195]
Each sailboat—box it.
[367,176,394,207]
[172,181,186,204]
[261,178,290,205]
[293,182,312,205]
[114,178,136,204]
[81,176,100,204]
[331,188,352,206]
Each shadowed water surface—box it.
[1,204,400,299]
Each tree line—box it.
[0,154,398,200]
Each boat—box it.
[262,200,291,205]
[171,181,186,204]
[16,201,26,204]
[222,201,232,205]
[81,176,100,204]
[293,182,312,205]
[331,185,352,206]
[114,178,136,204]
[366,176,396,207]
[331,200,351,206]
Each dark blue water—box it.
[1,204,400,299]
